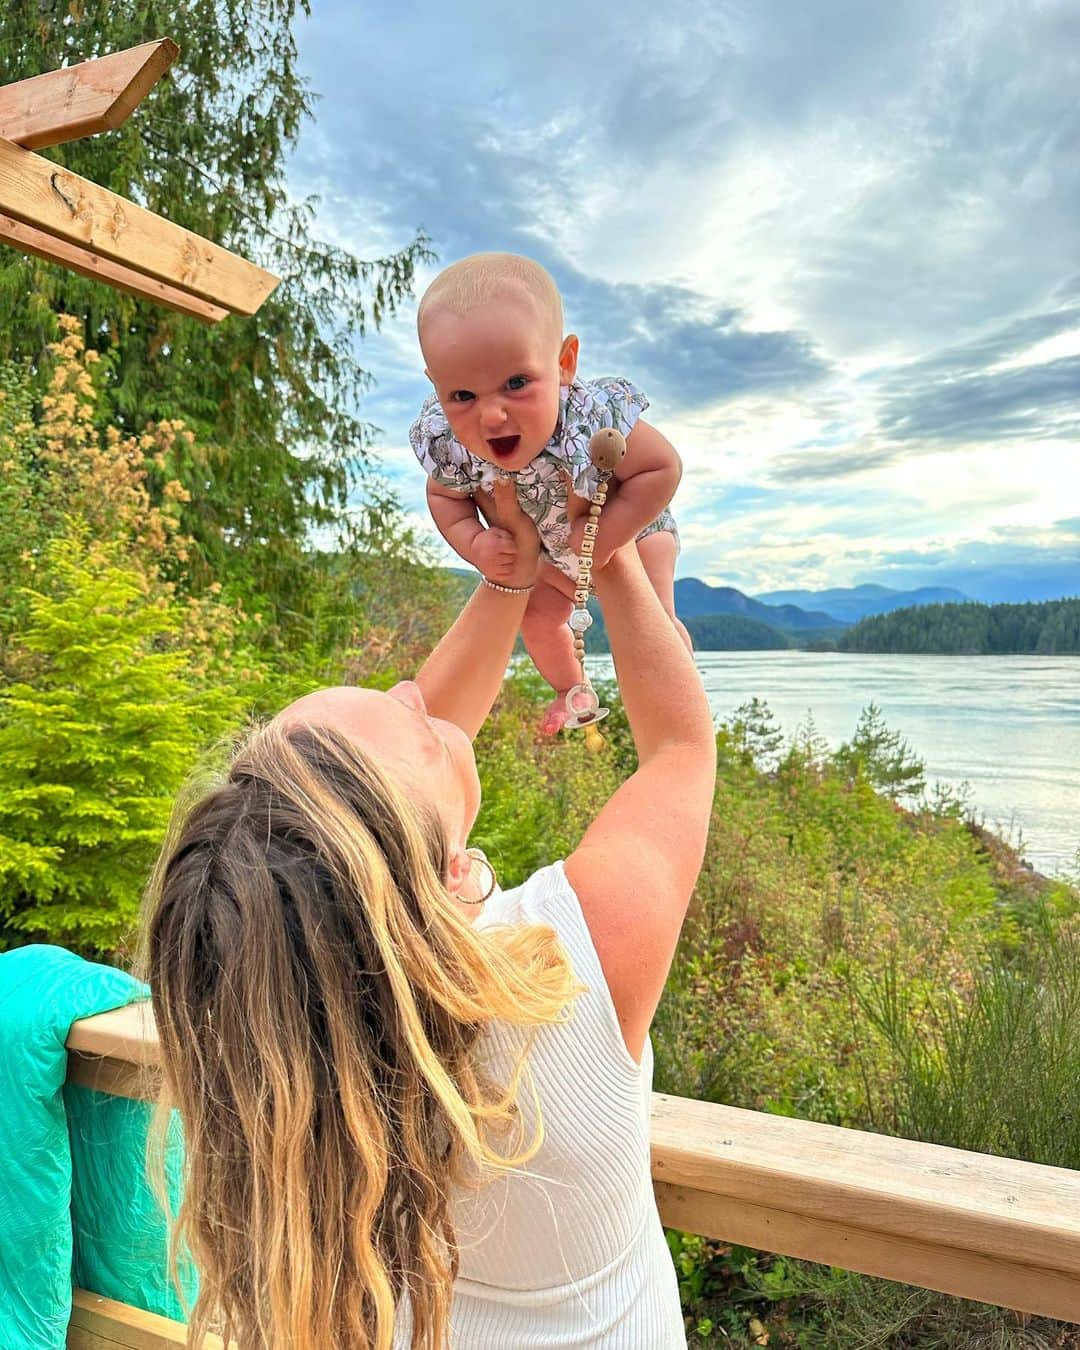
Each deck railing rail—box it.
[63,1003,1080,1348]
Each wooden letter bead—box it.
[583,521,598,538]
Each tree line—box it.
[838,597,1080,655]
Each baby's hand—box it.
[469,523,520,582]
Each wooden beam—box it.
[67,1003,160,1066]
[650,1092,1080,1322]
[655,1183,1080,1324]
[0,137,279,315]
[66,1007,1080,1324]
[0,212,228,323]
[69,1290,223,1350]
[0,41,179,152]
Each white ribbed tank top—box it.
[394,860,687,1348]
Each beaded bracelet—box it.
[481,577,535,595]
[562,428,628,742]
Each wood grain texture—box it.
[655,1182,1080,1322]
[0,41,179,151]
[649,1092,1080,1283]
[67,1003,160,1065]
[0,136,278,313]
[0,211,227,321]
[68,1290,223,1349]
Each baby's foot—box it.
[538,693,571,737]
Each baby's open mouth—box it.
[487,435,520,458]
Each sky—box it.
[287,0,1080,601]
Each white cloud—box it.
[288,0,1080,599]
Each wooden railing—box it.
[64,1004,1080,1346]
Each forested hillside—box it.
[838,597,1080,654]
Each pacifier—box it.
[561,682,609,730]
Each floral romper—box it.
[409,376,680,581]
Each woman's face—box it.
[274,683,481,849]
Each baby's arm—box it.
[427,478,522,583]
[427,479,484,562]
[572,420,682,563]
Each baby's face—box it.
[421,292,575,472]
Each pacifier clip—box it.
[564,428,627,748]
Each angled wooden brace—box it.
[0,41,279,322]
[0,40,181,151]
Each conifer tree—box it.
[0,2,431,641]
[0,530,257,950]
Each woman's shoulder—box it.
[483,859,572,928]
[481,861,645,1077]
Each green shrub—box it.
[856,920,1080,1168]
[471,670,626,886]
[0,528,265,952]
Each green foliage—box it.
[0,358,47,666]
[855,921,1080,1167]
[642,697,1080,1342]
[685,613,791,650]
[0,529,267,951]
[584,608,792,652]
[833,701,926,800]
[653,700,1041,1129]
[726,697,786,771]
[0,1,431,645]
[839,597,1080,654]
[470,670,626,886]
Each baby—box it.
[410,252,691,734]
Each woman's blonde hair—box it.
[142,718,582,1349]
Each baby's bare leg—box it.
[521,571,580,728]
[636,531,693,651]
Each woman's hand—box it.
[473,476,541,588]
[414,476,540,739]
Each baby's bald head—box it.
[417,253,564,356]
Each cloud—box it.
[877,355,1080,445]
[767,304,1080,481]
[289,0,1080,598]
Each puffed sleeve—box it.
[555,377,651,498]
[408,395,481,494]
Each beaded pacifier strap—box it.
[563,428,627,741]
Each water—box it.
[584,652,1080,879]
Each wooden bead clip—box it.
[562,427,627,743]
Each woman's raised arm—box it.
[415,477,539,739]
[565,543,717,1062]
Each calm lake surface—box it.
[584,652,1080,879]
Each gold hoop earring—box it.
[460,847,497,904]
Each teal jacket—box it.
[0,945,192,1350]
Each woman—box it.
[145,476,716,1349]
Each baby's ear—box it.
[559,333,580,383]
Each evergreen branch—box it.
[139,124,430,273]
